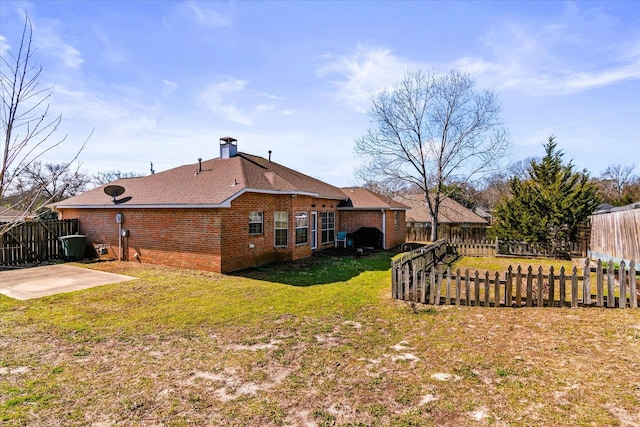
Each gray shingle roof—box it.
[339,187,408,210]
[53,153,347,208]
[395,194,488,224]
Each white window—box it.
[274,211,288,247]
[295,212,309,245]
[249,211,263,235]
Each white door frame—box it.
[311,211,318,250]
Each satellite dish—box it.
[104,185,126,204]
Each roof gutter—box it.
[53,202,234,210]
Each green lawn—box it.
[1,253,639,426]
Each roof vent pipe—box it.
[220,136,238,159]
[268,150,272,162]
[197,158,202,173]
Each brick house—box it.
[53,138,407,273]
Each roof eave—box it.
[337,207,407,211]
[53,187,348,210]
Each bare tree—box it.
[10,161,91,215]
[1,14,88,234]
[596,164,639,206]
[92,170,143,187]
[355,69,510,240]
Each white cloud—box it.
[452,7,640,96]
[93,26,126,65]
[197,76,287,126]
[183,1,232,28]
[198,77,253,125]
[26,17,85,70]
[0,34,10,56]
[163,80,177,88]
[317,45,420,113]
[316,7,639,101]
[57,43,83,69]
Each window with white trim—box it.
[320,211,335,244]
[249,211,263,235]
[274,211,288,247]
[295,211,309,245]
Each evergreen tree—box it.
[491,137,600,257]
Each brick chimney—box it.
[220,136,238,159]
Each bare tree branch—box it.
[355,69,510,240]
[1,14,89,237]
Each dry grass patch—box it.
[1,255,639,426]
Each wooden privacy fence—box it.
[392,244,639,309]
[450,240,496,257]
[589,207,640,264]
[445,239,586,258]
[406,224,488,243]
[1,219,79,266]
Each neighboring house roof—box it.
[338,187,408,210]
[0,208,35,223]
[395,194,489,225]
[473,206,493,221]
[53,152,348,209]
[592,201,640,215]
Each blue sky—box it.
[1,1,639,187]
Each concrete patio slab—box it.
[0,264,136,300]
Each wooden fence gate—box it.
[1,219,80,267]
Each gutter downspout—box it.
[381,209,386,250]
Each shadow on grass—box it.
[230,249,397,286]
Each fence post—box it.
[537,266,544,307]
[548,266,556,307]
[455,268,461,306]
[583,258,591,306]
[484,271,490,307]
[445,267,452,305]
[474,270,480,307]
[516,266,523,307]
[596,259,604,307]
[559,266,566,307]
[571,266,579,308]
[403,262,410,301]
[505,266,513,307]
[526,266,533,307]
[465,272,471,306]
[607,259,616,308]
[429,266,436,305]
[630,260,637,309]
[420,263,427,304]
[436,264,443,305]
[619,261,627,309]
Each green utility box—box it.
[59,235,87,261]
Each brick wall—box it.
[58,207,223,271]
[385,209,407,249]
[58,193,343,273]
[338,209,407,249]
